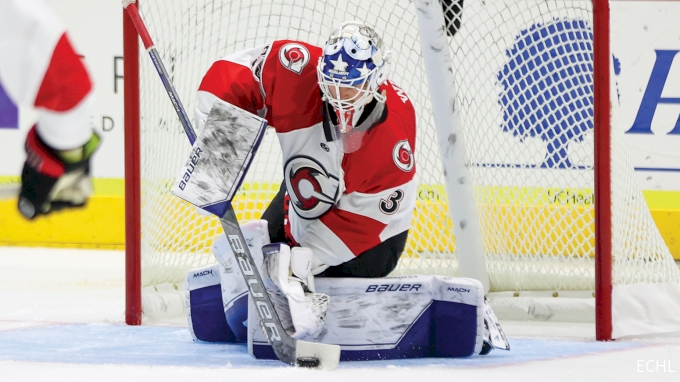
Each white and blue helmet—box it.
[317,21,390,133]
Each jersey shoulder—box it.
[382,79,416,132]
[376,79,417,158]
[260,40,325,132]
[343,82,417,193]
[266,40,323,74]
[261,40,323,92]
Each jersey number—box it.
[379,190,404,215]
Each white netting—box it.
[433,0,680,292]
[137,0,439,289]
[134,0,679,303]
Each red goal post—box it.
[123,0,680,341]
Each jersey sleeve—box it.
[195,44,270,130]
[196,40,323,133]
[0,0,93,150]
[301,84,418,269]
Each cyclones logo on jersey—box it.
[279,43,310,74]
[393,140,414,172]
[284,156,339,219]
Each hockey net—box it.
[125,0,680,337]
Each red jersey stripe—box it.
[319,208,386,257]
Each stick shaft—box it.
[220,209,297,365]
[122,2,298,366]
[123,3,197,144]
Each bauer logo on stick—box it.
[279,43,310,74]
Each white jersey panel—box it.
[336,179,416,224]
[278,122,344,228]
[36,93,94,150]
[0,0,65,106]
[277,122,354,268]
[195,90,220,132]
[300,219,356,271]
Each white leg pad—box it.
[212,220,270,310]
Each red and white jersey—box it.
[0,0,93,150]
[197,40,416,270]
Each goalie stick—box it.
[122,0,340,370]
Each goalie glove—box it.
[18,126,100,219]
[262,244,330,339]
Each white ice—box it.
[0,247,678,382]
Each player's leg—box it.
[260,181,287,243]
[261,181,408,279]
[316,230,408,278]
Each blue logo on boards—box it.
[0,80,19,129]
[497,19,594,169]
[627,50,680,135]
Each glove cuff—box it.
[24,126,66,178]
[57,131,101,164]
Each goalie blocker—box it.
[186,264,509,360]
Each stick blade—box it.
[295,341,341,371]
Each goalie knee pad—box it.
[209,220,271,341]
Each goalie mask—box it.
[317,21,390,153]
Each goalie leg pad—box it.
[217,220,270,341]
[185,264,235,342]
[249,275,508,360]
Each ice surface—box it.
[1,247,678,382]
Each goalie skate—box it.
[481,297,510,354]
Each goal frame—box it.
[123,5,142,327]
[122,0,614,340]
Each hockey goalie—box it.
[184,21,510,361]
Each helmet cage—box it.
[317,21,389,133]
